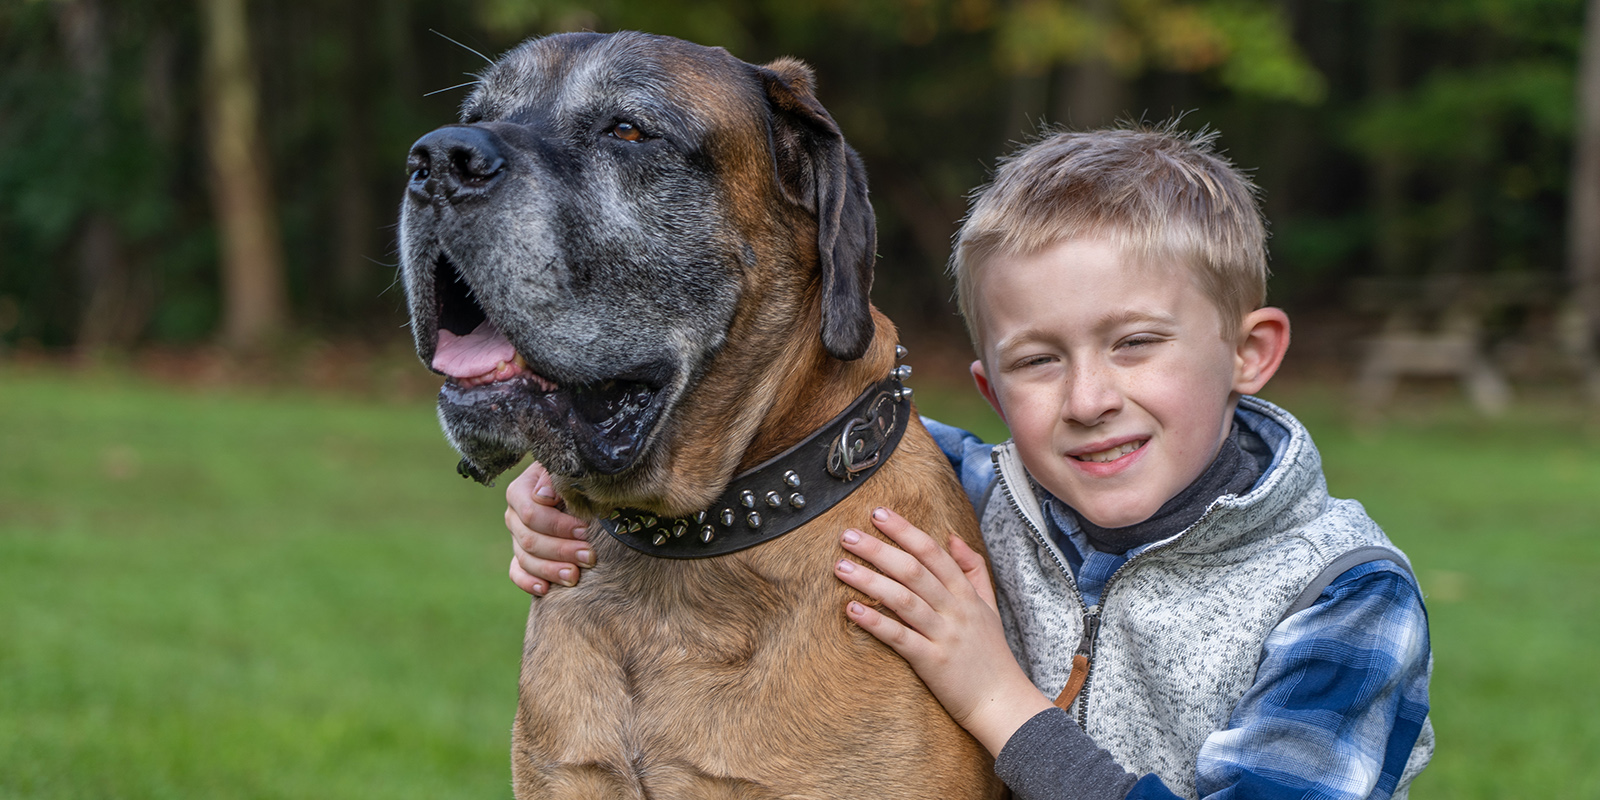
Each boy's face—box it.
[970,236,1261,529]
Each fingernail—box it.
[531,581,546,595]
[872,507,889,521]
[536,484,556,499]
[576,549,593,566]
[847,601,866,615]
[842,529,861,545]
[572,527,589,541]
[836,559,855,574]
[557,568,575,586]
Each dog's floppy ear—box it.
[759,58,876,361]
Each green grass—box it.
[3,366,1598,798]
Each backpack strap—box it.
[1278,546,1413,625]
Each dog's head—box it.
[399,32,876,507]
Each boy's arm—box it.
[920,417,998,510]
[1194,562,1432,799]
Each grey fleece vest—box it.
[981,396,1433,799]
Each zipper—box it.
[992,451,1095,712]
[1070,499,1227,727]
[993,442,1241,727]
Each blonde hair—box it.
[950,123,1268,341]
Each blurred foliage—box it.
[0,0,1589,350]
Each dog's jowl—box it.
[400,31,1004,799]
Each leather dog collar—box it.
[601,347,914,559]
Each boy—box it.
[504,125,1433,800]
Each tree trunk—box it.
[1570,0,1600,367]
[200,0,289,350]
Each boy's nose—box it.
[1062,362,1122,425]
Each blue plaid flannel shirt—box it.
[925,418,1432,800]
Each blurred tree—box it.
[200,0,289,350]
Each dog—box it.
[399,31,1004,799]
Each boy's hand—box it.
[505,462,594,596]
[835,507,1054,757]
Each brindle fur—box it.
[400,31,1003,799]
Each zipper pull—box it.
[1053,606,1100,711]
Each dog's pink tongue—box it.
[433,320,517,379]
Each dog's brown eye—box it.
[610,122,645,142]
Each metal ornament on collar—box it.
[600,345,914,559]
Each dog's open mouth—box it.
[428,254,671,477]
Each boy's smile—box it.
[970,236,1285,530]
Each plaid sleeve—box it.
[920,416,997,510]
[1193,562,1432,800]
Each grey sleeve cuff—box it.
[994,707,1139,800]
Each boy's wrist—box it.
[961,669,1057,757]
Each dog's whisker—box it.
[424,80,482,98]
[429,28,493,65]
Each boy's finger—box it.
[845,599,930,661]
[507,494,590,543]
[834,554,939,634]
[510,557,548,596]
[868,507,972,593]
[948,536,999,609]
[838,527,955,613]
[508,509,594,572]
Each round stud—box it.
[672,522,687,538]
[892,365,913,381]
[895,344,908,359]
[720,508,735,526]
[700,525,715,543]
[789,493,806,509]
[784,470,801,488]
[746,511,762,528]
[628,520,642,533]
[740,490,756,508]
[765,491,782,507]
[695,510,708,524]
[652,532,668,546]
[642,515,657,528]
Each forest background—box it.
[3,0,1600,372]
[3,1,1600,798]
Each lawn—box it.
[2,364,1597,798]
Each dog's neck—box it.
[739,312,900,471]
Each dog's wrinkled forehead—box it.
[463,32,754,140]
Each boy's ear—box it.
[1233,307,1291,396]
[970,359,1008,423]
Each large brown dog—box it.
[399,31,1004,798]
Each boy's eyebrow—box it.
[1091,309,1180,331]
[992,309,1180,355]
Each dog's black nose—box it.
[407,126,505,204]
